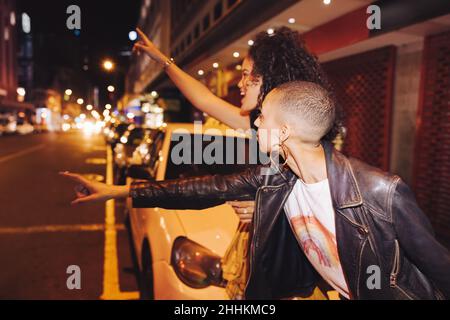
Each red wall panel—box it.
[323,46,396,171]
[413,30,450,243]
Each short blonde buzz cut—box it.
[269,81,336,142]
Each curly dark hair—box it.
[248,26,341,142]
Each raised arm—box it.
[134,28,250,130]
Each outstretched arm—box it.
[60,166,264,209]
[134,28,250,130]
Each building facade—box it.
[0,0,33,113]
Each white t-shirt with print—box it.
[284,178,350,299]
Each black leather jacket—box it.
[130,142,450,300]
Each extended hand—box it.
[59,171,128,205]
[132,28,167,64]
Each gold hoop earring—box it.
[270,142,288,167]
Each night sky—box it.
[17,0,141,105]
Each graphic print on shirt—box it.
[290,213,340,269]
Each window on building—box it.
[194,24,200,39]
[227,0,238,9]
[203,14,210,31]
[187,33,192,47]
[214,2,223,21]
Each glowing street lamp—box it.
[65,89,73,96]
[102,59,114,72]
[77,98,84,105]
[17,87,26,97]
[107,85,115,93]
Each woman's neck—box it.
[284,140,328,184]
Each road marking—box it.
[85,158,107,165]
[91,146,106,151]
[0,144,46,164]
[100,146,139,300]
[0,224,125,235]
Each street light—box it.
[102,59,115,72]
[77,98,84,105]
[65,89,72,96]
[86,104,93,111]
[107,85,115,93]
[17,87,26,97]
[105,104,112,110]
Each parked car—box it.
[125,123,258,299]
[0,114,17,135]
[105,122,131,150]
[16,119,34,135]
[113,126,163,185]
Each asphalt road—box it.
[0,131,138,299]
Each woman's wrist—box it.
[110,185,130,199]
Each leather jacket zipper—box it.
[390,240,400,288]
[389,239,418,300]
[245,187,263,292]
[356,237,368,298]
[334,210,368,300]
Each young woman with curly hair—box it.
[133,26,338,140]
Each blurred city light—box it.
[128,30,137,41]
[83,121,95,136]
[107,85,115,92]
[62,123,71,132]
[86,104,93,111]
[21,13,31,34]
[105,104,112,110]
[248,39,254,46]
[102,59,114,71]
[77,98,84,105]
[65,89,72,96]
[16,87,26,96]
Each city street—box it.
[0,0,449,306]
[0,131,138,299]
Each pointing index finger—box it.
[59,171,88,185]
[136,28,150,43]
